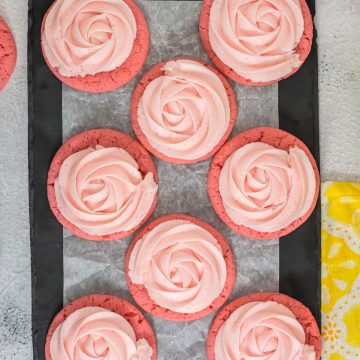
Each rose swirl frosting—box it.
[137,59,231,160]
[219,142,316,233]
[42,0,137,77]
[54,145,157,236]
[214,301,316,360]
[129,219,227,313]
[50,307,153,360]
[209,0,305,82]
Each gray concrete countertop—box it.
[318,0,360,182]
[0,1,32,359]
[0,1,359,359]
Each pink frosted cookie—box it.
[0,17,16,91]
[131,58,237,164]
[125,214,236,321]
[41,0,149,93]
[208,127,320,240]
[45,294,156,360]
[47,129,158,241]
[207,292,322,360]
[200,0,313,86]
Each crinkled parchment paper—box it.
[62,2,279,359]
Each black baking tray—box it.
[28,0,320,358]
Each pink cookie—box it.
[0,17,16,91]
[41,0,149,93]
[207,127,320,240]
[47,129,158,241]
[125,213,236,321]
[131,58,237,164]
[45,294,157,360]
[207,292,322,360]
[199,0,313,86]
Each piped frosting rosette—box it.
[207,127,320,239]
[215,301,316,360]
[131,59,236,163]
[50,307,152,360]
[45,294,157,360]
[207,293,322,360]
[41,0,149,92]
[200,0,313,84]
[126,214,235,321]
[47,129,158,240]
[42,0,137,77]
[219,142,316,233]
[55,146,157,236]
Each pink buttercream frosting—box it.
[54,145,157,236]
[209,0,305,82]
[128,219,227,313]
[137,59,230,160]
[214,301,316,360]
[42,0,137,77]
[50,306,152,360]
[219,142,316,233]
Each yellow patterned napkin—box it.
[322,182,360,359]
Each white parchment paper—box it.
[62,1,279,359]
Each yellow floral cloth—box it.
[322,182,360,359]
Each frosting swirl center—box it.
[215,301,316,360]
[54,145,157,236]
[129,219,227,313]
[209,0,305,82]
[50,307,152,360]
[219,142,316,233]
[42,0,137,77]
[137,59,230,160]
